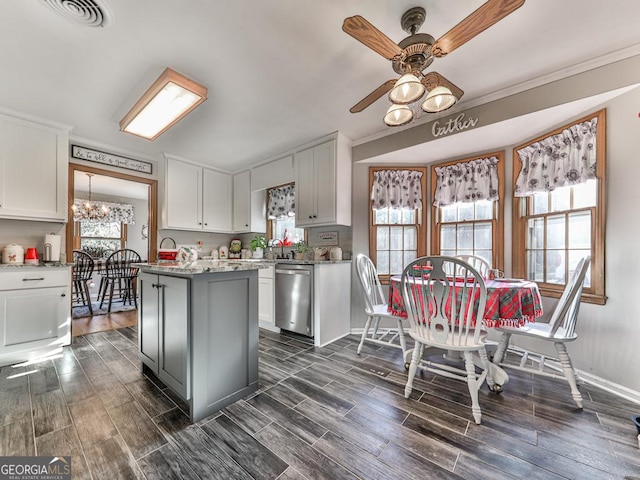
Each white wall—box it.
[350,85,640,396]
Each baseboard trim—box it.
[575,369,640,406]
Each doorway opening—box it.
[66,163,158,336]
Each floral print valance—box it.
[73,199,136,224]
[514,117,597,196]
[371,170,423,210]
[267,185,295,219]
[433,156,499,207]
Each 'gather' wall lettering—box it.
[432,113,479,138]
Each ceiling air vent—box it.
[42,0,114,28]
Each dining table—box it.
[388,275,544,328]
[387,274,544,390]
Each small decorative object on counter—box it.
[294,241,310,260]
[177,246,198,267]
[210,248,219,260]
[158,237,178,261]
[241,248,251,259]
[219,245,228,259]
[2,244,24,264]
[313,246,328,261]
[25,247,39,265]
[329,246,343,261]
[229,238,242,259]
[250,235,266,259]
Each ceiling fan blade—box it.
[350,79,396,113]
[431,0,525,57]
[421,72,464,100]
[342,15,403,60]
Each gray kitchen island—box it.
[137,261,265,422]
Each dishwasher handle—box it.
[276,269,311,276]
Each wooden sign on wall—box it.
[71,145,153,174]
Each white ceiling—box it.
[1,0,640,172]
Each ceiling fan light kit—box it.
[422,85,457,113]
[389,72,425,104]
[384,104,414,127]
[343,0,525,126]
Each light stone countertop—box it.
[137,258,352,275]
[0,262,71,270]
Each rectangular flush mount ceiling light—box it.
[119,67,207,140]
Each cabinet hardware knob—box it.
[198,222,202,225]
[204,223,208,226]
[308,215,312,219]
[61,293,66,297]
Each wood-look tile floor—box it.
[1,327,640,479]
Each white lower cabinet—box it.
[258,265,275,329]
[139,272,190,399]
[0,268,71,367]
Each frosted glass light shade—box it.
[389,73,425,104]
[120,68,208,140]
[384,104,413,127]
[421,85,457,112]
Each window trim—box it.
[430,151,505,271]
[511,109,606,305]
[369,166,427,284]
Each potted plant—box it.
[294,240,309,260]
[250,235,266,259]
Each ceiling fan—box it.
[342,0,525,125]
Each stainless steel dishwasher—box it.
[275,264,313,337]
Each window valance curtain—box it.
[267,185,295,219]
[371,170,423,210]
[514,117,597,196]
[433,156,499,207]
[73,199,136,224]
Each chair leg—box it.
[554,341,583,409]
[98,279,108,308]
[83,281,93,315]
[492,332,511,364]
[357,316,372,355]
[478,346,495,390]
[107,281,115,313]
[464,350,482,424]
[405,342,423,398]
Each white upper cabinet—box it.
[294,133,351,227]
[0,112,69,222]
[233,170,266,233]
[202,167,232,232]
[164,156,232,232]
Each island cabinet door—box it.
[139,272,159,370]
[158,275,190,400]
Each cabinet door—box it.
[159,275,190,399]
[233,170,251,232]
[202,168,232,232]
[166,158,202,229]
[0,287,69,362]
[258,267,274,326]
[312,141,336,225]
[294,147,316,227]
[138,272,159,371]
[0,115,67,221]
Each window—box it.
[369,167,427,283]
[74,221,126,258]
[266,183,305,245]
[512,110,606,304]
[430,152,505,270]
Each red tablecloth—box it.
[388,276,543,328]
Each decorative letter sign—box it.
[71,145,153,174]
[431,113,479,138]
